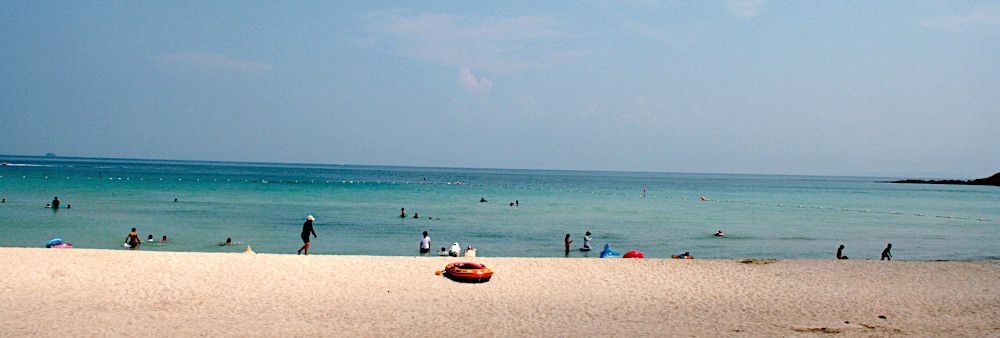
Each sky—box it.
[1,1,998,177]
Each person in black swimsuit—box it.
[298,215,317,255]
[125,228,140,249]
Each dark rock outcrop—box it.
[888,172,1000,187]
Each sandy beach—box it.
[1,248,997,336]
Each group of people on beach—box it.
[419,231,475,257]
[124,228,170,249]
[837,244,893,260]
[564,231,593,255]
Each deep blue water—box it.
[1,155,997,260]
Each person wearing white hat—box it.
[298,215,317,255]
[449,242,461,257]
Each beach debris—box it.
[244,245,255,254]
[740,259,778,264]
[794,327,840,334]
[878,315,886,319]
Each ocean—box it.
[1,155,997,260]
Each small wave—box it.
[2,163,49,167]
[780,236,816,241]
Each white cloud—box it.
[369,13,582,73]
[922,5,1000,30]
[458,67,492,91]
[727,0,766,19]
[151,52,273,73]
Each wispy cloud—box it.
[922,5,1000,30]
[727,0,767,19]
[458,67,492,91]
[369,13,582,73]
[151,52,273,73]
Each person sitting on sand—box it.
[449,242,461,257]
[125,228,140,249]
[836,245,848,259]
[881,243,892,261]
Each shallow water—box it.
[1,155,997,260]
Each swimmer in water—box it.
[125,228,140,249]
[160,236,167,242]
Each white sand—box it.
[1,248,998,336]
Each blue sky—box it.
[2,1,997,177]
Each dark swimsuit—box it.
[301,220,315,244]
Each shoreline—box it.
[3,248,998,336]
[5,245,998,261]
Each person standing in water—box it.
[51,196,60,209]
[400,208,406,218]
[881,243,892,261]
[583,231,592,250]
[420,231,431,254]
[125,228,140,250]
[564,234,572,256]
[298,215,317,255]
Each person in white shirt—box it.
[420,231,431,254]
[449,242,461,257]
[583,231,592,249]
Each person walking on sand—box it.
[125,228,140,250]
[420,231,431,254]
[881,243,892,261]
[836,245,848,259]
[298,215,317,255]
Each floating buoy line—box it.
[1,174,991,223]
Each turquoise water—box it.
[1,155,997,260]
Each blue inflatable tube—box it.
[599,243,621,258]
[45,238,63,248]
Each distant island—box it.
[888,172,1000,187]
